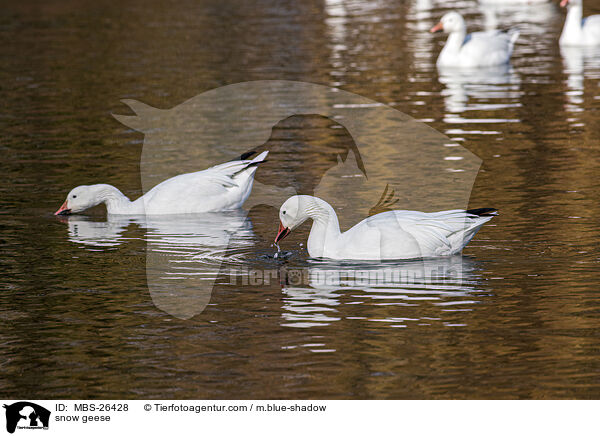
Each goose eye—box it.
[282,210,286,215]
[72,195,77,198]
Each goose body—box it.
[431,12,519,68]
[275,195,497,260]
[560,0,600,46]
[55,151,268,215]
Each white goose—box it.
[275,195,497,260]
[55,151,268,215]
[559,0,600,46]
[430,12,519,68]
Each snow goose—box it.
[275,195,497,260]
[559,0,600,46]
[430,12,519,67]
[55,151,268,215]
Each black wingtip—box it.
[239,151,256,160]
[245,159,268,168]
[231,159,268,177]
[467,208,498,217]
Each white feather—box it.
[278,195,496,260]
[56,151,268,215]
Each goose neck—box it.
[93,184,133,214]
[303,197,341,257]
[447,29,467,48]
[440,29,467,62]
[563,4,583,39]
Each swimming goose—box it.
[55,151,268,215]
[275,195,497,260]
[559,0,600,46]
[430,12,519,67]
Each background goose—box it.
[275,195,497,260]
[430,12,519,68]
[560,0,600,46]
[55,151,268,215]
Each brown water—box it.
[1,0,599,399]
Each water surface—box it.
[1,0,599,399]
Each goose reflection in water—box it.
[278,256,486,329]
[437,63,522,119]
[560,45,600,113]
[61,211,255,319]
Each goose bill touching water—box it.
[275,195,497,260]
[55,151,268,215]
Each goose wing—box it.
[345,209,494,258]
[141,151,268,211]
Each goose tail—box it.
[233,150,269,177]
[250,150,269,164]
[466,207,498,217]
[447,208,498,253]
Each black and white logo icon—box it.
[3,402,50,434]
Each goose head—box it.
[430,12,466,34]
[275,196,310,243]
[560,0,580,7]
[55,185,103,215]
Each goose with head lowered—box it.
[275,195,497,260]
[430,11,519,68]
[55,151,268,215]
[559,0,600,46]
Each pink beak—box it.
[54,200,70,216]
[430,22,444,33]
[275,221,291,243]
[560,0,569,6]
